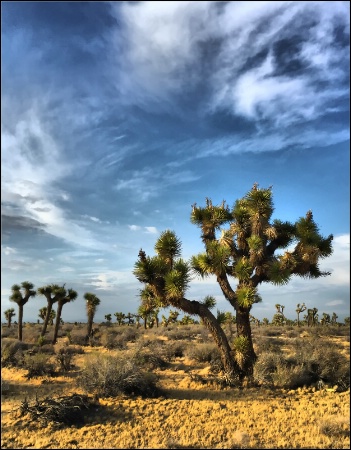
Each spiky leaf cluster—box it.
[133,230,192,308]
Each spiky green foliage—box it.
[154,230,182,267]
[164,259,191,301]
[201,295,216,309]
[191,253,213,278]
[236,286,257,308]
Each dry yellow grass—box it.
[1,326,350,449]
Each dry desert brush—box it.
[76,354,163,398]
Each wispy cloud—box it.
[111,1,349,150]
[326,300,344,307]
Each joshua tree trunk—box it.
[18,304,24,341]
[177,297,242,383]
[52,302,64,344]
[86,315,94,341]
[41,302,53,337]
[235,306,257,377]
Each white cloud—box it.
[2,246,17,256]
[144,227,158,234]
[326,300,344,307]
[129,225,141,231]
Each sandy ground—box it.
[1,341,350,449]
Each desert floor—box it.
[1,324,350,449]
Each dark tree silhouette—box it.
[9,281,36,341]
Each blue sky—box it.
[2,1,350,324]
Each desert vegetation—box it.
[1,319,349,449]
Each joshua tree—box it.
[320,312,331,325]
[331,312,338,324]
[84,293,101,342]
[307,307,319,327]
[189,184,332,377]
[296,303,307,327]
[126,312,134,326]
[9,281,36,341]
[52,288,78,344]
[133,313,142,328]
[114,312,126,326]
[271,312,285,326]
[104,314,112,323]
[272,304,286,326]
[37,284,66,337]
[4,308,15,328]
[137,303,153,329]
[134,232,242,383]
[135,184,333,381]
[38,307,56,325]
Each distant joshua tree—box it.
[4,308,16,328]
[10,281,36,341]
[105,313,112,322]
[114,312,126,326]
[306,308,318,327]
[84,293,101,341]
[38,307,56,326]
[37,284,66,337]
[296,303,307,327]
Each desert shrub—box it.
[1,326,17,339]
[285,329,300,338]
[163,341,187,360]
[186,343,219,363]
[133,348,168,370]
[121,326,140,343]
[68,328,89,346]
[318,416,350,438]
[256,327,282,337]
[23,352,55,378]
[76,354,162,398]
[38,344,56,355]
[53,342,76,372]
[167,328,193,341]
[253,351,285,385]
[1,339,23,367]
[254,336,350,390]
[100,329,128,350]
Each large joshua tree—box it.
[134,230,242,383]
[84,292,101,341]
[135,184,333,381]
[9,281,36,341]
[37,284,66,337]
[52,288,78,344]
[190,183,333,377]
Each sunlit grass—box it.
[1,322,350,449]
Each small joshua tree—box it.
[10,281,36,341]
[84,293,101,342]
[4,308,16,328]
[296,303,307,327]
